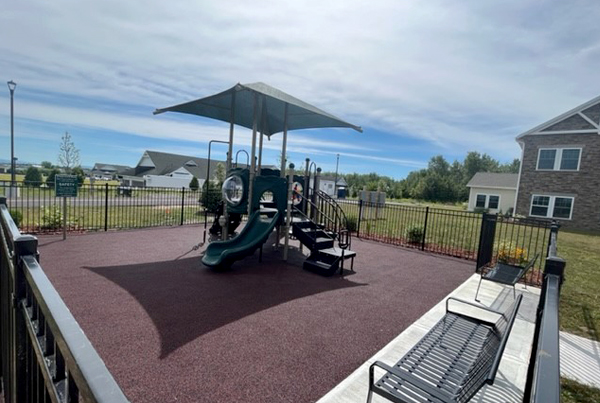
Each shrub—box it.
[9,209,22,228]
[41,205,63,229]
[200,182,222,213]
[405,225,424,243]
[189,177,199,191]
[496,241,528,265]
[345,215,358,232]
[473,207,489,214]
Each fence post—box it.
[357,199,363,238]
[12,235,38,402]
[476,213,497,272]
[180,187,185,225]
[421,206,429,251]
[104,183,109,232]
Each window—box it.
[488,195,499,209]
[530,195,574,219]
[475,194,500,210]
[475,194,486,208]
[537,148,581,171]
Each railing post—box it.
[11,234,38,403]
[104,183,109,232]
[357,199,363,238]
[476,213,497,272]
[180,187,185,225]
[421,206,429,251]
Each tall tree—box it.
[58,131,80,171]
[23,166,42,187]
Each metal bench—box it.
[368,294,522,403]
[475,253,539,302]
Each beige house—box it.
[466,172,518,214]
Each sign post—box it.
[55,175,78,240]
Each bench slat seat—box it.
[475,253,539,301]
[368,295,522,403]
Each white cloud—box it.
[1,0,600,170]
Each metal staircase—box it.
[291,190,356,276]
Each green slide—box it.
[202,210,281,268]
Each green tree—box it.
[189,176,199,191]
[58,131,80,170]
[213,162,226,183]
[23,166,42,187]
[41,161,53,169]
[71,166,85,187]
[45,168,61,188]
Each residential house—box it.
[91,163,132,180]
[119,151,225,189]
[514,95,600,232]
[466,173,518,214]
[310,176,348,197]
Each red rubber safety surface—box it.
[37,226,473,403]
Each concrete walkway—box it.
[560,331,600,388]
[318,274,540,403]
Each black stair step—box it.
[293,220,316,229]
[314,237,334,249]
[303,258,340,276]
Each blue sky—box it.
[1,0,600,179]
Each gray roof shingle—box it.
[466,172,518,189]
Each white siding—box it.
[467,187,516,214]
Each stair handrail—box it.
[291,198,336,251]
[293,192,337,232]
[315,190,352,249]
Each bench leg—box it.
[351,256,355,271]
[475,275,484,302]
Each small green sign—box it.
[55,175,78,197]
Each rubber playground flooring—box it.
[37,225,473,403]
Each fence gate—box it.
[476,213,497,271]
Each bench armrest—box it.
[370,361,452,402]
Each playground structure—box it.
[154,82,361,274]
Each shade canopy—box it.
[153,82,362,136]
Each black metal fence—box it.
[1,182,221,233]
[338,200,552,283]
[0,197,128,402]
[524,223,564,403]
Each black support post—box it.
[104,183,109,232]
[12,235,38,403]
[180,187,185,225]
[357,199,363,238]
[421,206,429,251]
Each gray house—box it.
[467,173,518,214]
[515,95,600,232]
[91,163,132,180]
[119,151,225,188]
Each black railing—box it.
[1,182,220,233]
[338,200,551,281]
[524,223,564,403]
[314,190,351,248]
[0,197,128,402]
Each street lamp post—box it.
[7,80,16,188]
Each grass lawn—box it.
[558,230,600,340]
[561,377,600,402]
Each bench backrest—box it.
[456,294,523,402]
[515,253,540,283]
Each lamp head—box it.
[7,80,16,92]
